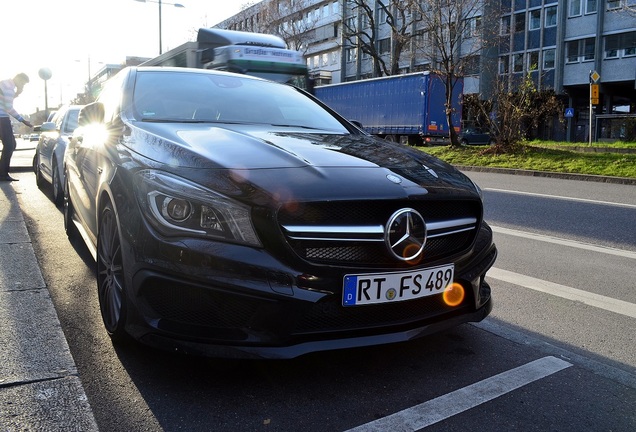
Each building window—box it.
[499,55,510,74]
[378,5,387,24]
[529,10,541,30]
[379,38,391,54]
[626,32,636,56]
[605,34,620,58]
[346,16,355,31]
[607,0,621,9]
[543,49,556,69]
[545,6,557,27]
[583,38,595,60]
[566,40,579,63]
[565,38,596,62]
[528,51,539,70]
[346,48,357,62]
[513,53,524,72]
[569,0,582,16]
[514,12,525,32]
[604,31,636,57]
[501,16,511,35]
[463,55,480,75]
[586,0,598,13]
[464,16,482,38]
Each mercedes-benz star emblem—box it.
[385,208,427,261]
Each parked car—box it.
[29,133,40,142]
[64,67,497,359]
[460,127,495,145]
[34,104,83,204]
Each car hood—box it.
[125,122,479,201]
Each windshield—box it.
[132,71,347,133]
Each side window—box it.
[53,108,67,129]
[62,109,80,134]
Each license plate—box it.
[343,264,454,306]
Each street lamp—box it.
[38,67,52,118]
[134,0,185,55]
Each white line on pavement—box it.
[488,267,636,319]
[344,356,572,432]
[483,188,636,210]
[490,225,636,260]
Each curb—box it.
[0,182,99,431]
[455,165,636,186]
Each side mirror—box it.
[350,120,364,129]
[78,102,105,126]
[39,122,57,132]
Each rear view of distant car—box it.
[34,104,83,204]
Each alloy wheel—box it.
[97,202,127,340]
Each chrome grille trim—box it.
[282,217,477,242]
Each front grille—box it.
[279,200,481,266]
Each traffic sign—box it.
[591,84,599,98]
[565,108,574,118]
[590,70,600,83]
[592,98,599,105]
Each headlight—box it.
[134,170,261,247]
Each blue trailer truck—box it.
[314,72,462,146]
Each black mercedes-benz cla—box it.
[64,67,497,359]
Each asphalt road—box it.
[8,157,636,431]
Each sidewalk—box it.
[0,144,98,430]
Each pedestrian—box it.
[0,73,33,181]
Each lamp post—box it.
[38,67,52,119]
[134,0,185,55]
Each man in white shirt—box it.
[0,73,33,181]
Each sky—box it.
[1,0,253,115]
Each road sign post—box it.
[589,71,600,146]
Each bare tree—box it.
[413,0,498,147]
[468,73,563,152]
[343,0,422,77]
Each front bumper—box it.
[121,219,497,359]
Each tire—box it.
[488,139,496,146]
[51,158,63,206]
[34,151,45,189]
[63,175,77,239]
[460,139,469,146]
[97,201,128,342]
[384,134,398,143]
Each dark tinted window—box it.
[132,71,348,132]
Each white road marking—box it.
[483,188,636,210]
[488,267,636,319]
[491,225,636,260]
[344,356,572,432]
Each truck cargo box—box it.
[315,72,462,145]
